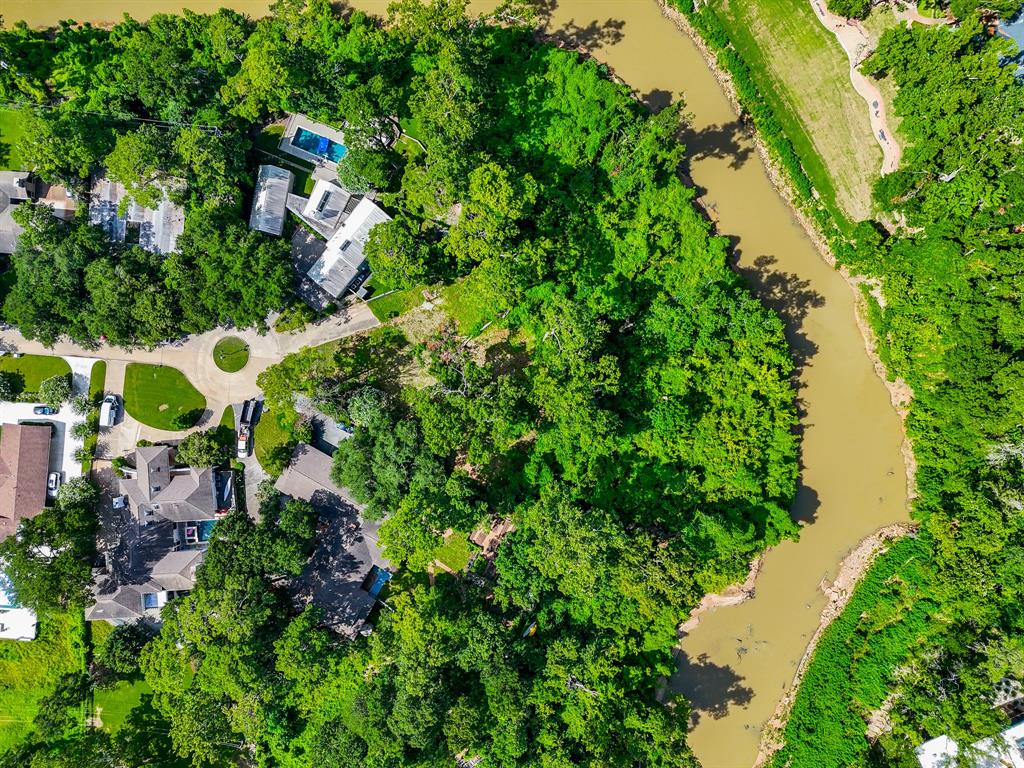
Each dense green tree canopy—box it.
[1,1,802,766]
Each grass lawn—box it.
[255,124,316,194]
[366,281,426,321]
[212,336,250,373]
[439,278,496,336]
[0,109,26,171]
[434,531,476,572]
[708,0,887,224]
[254,406,295,477]
[93,678,152,733]
[123,363,206,431]
[0,354,71,396]
[0,611,84,753]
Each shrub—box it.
[0,372,14,402]
[95,621,153,677]
[38,374,72,409]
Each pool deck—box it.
[279,113,347,169]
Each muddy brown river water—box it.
[5,1,911,765]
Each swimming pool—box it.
[198,519,216,542]
[291,126,347,163]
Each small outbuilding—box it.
[249,164,294,236]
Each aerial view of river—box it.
[6,1,911,765]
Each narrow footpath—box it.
[809,0,902,174]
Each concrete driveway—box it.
[0,400,85,482]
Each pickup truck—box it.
[237,399,256,458]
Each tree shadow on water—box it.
[680,118,754,170]
[672,651,754,727]
[733,251,824,380]
[641,88,674,113]
[534,0,626,49]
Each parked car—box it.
[33,406,55,415]
[112,495,128,510]
[99,395,119,428]
[47,472,61,497]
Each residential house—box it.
[286,177,352,239]
[88,445,231,625]
[306,196,391,299]
[0,424,52,541]
[275,442,389,636]
[89,175,185,254]
[0,172,77,254]
[249,164,294,236]
[917,721,1024,767]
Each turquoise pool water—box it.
[198,519,216,542]
[291,126,347,163]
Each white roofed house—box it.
[249,164,294,236]
[306,196,391,298]
[88,174,185,254]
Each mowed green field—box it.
[709,0,886,223]
[0,611,84,753]
[0,354,71,396]
[123,363,206,431]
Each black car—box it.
[33,405,56,415]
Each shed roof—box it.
[249,165,294,236]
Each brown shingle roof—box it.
[0,424,51,540]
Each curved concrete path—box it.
[810,0,902,174]
[0,301,379,446]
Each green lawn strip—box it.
[123,363,206,431]
[708,0,853,230]
[212,336,250,373]
[366,283,426,321]
[0,354,71,397]
[254,404,297,477]
[81,360,107,473]
[433,531,476,572]
[0,109,27,171]
[771,536,937,768]
[0,611,83,752]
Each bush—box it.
[111,456,127,478]
[175,428,229,468]
[71,421,95,440]
[95,621,152,677]
[0,372,14,402]
[70,393,95,416]
[72,447,92,463]
[38,373,71,409]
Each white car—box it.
[99,395,119,428]
[47,472,61,498]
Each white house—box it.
[305,196,391,298]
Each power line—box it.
[1,101,224,134]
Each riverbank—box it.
[660,0,916,497]
[753,520,918,765]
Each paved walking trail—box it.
[810,0,902,174]
[0,301,379,445]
